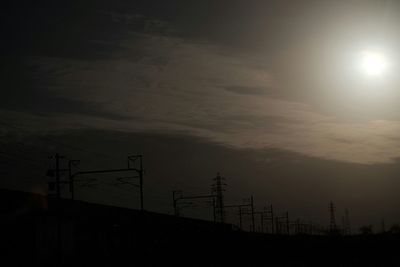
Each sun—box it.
[359,50,388,76]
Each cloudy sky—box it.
[2,0,400,229]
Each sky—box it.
[2,0,400,230]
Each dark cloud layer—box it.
[0,60,129,120]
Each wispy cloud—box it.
[4,13,400,165]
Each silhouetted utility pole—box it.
[254,211,265,233]
[251,196,255,232]
[329,201,337,233]
[47,154,144,265]
[54,153,62,266]
[172,190,217,218]
[264,205,274,234]
[212,173,226,223]
[275,212,290,235]
[48,155,143,208]
[224,199,253,230]
[47,153,69,200]
[292,219,313,235]
[47,153,67,266]
[381,218,386,233]
[128,155,144,211]
[172,190,182,216]
[239,196,255,232]
[66,155,145,210]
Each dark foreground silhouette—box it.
[1,189,399,266]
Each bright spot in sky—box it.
[359,50,388,76]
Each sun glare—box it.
[359,50,388,76]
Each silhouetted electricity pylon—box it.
[264,205,274,234]
[211,172,226,223]
[172,173,230,222]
